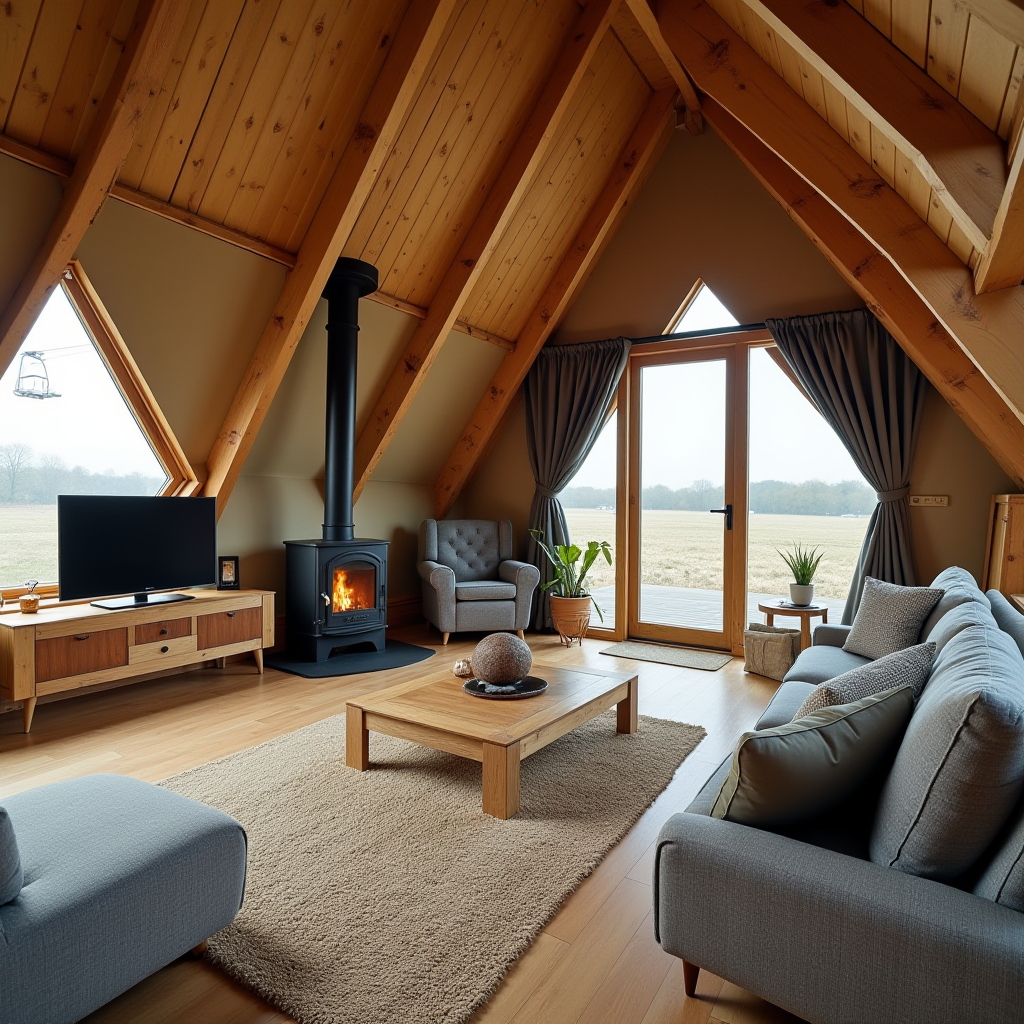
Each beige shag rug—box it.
[601,640,733,671]
[161,710,705,1024]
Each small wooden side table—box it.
[758,600,829,652]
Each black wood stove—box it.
[284,258,389,662]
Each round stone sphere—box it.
[471,633,532,684]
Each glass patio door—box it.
[627,345,744,650]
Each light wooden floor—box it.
[0,626,804,1024]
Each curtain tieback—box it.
[876,486,910,502]
[535,485,559,500]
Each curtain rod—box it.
[629,322,768,345]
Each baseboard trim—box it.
[388,594,423,629]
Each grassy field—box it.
[562,508,869,600]
[1,504,58,587]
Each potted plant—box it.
[530,531,612,646]
[777,544,823,606]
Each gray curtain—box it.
[766,310,927,623]
[524,337,630,630]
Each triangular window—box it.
[0,262,195,592]
[666,280,739,333]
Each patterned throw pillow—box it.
[792,642,936,719]
[843,577,944,659]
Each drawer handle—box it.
[227,612,235,618]
[159,628,168,635]
[160,646,169,653]
[74,634,90,641]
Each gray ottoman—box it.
[0,774,247,1024]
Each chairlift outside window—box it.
[13,351,60,400]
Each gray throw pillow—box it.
[870,624,1024,880]
[843,577,944,659]
[711,685,915,827]
[0,805,22,905]
[792,642,936,719]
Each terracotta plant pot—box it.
[549,595,593,647]
[789,583,815,606]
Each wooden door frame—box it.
[611,328,769,653]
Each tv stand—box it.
[91,592,196,610]
[0,588,273,733]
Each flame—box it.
[332,568,374,613]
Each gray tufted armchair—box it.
[418,519,540,644]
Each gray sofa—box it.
[0,774,247,1023]
[418,519,540,644]
[655,567,1024,1024]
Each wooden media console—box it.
[0,589,274,733]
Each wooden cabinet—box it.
[0,590,274,733]
[984,495,1024,597]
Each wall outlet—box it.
[910,495,949,506]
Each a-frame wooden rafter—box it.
[659,0,1024,457]
[0,0,192,380]
[433,86,677,517]
[202,0,459,515]
[351,0,622,503]
[706,98,1024,488]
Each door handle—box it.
[710,504,733,530]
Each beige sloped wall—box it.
[463,126,1013,583]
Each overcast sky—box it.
[0,286,164,477]
[571,286,865,490]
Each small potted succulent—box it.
[777,544,823,606]
[530,530,611,646]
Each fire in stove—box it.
[332,567,375,613]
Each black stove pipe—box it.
[321,257,378,542]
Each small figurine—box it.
[19,581,40,614]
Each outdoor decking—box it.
[590,584,846,634]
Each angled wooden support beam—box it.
[659,0,1024,437]
[0,0,192,380]
[433,87,677,517]
[352,0,622,502]
[201,0,458,515]
[617,0,703,132]
[706,98,1024,488]
[737,0,1006,249]
[975,141,1024,292]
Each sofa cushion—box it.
[843,577,944,659]
[926,599,997,654]
[710,686,915,827]
[0,805,21,905]
[870,624,1024,880]
[783,644,869,685]
[971,793,1024,912]
[755,681,817,730]
[455,580,517,601]
[987,590,1024,659]
[918,566,986,641]
[792,643,936,719]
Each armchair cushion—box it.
[0,806,21,905]
[455,580,517,601]
[422,519,512,581]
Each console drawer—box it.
[197,607,262,649]
[129,635,198,666]
[135,617,191,645]
[36,628,129,683]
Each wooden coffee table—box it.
[345,663,639,819]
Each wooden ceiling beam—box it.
[975,142,1024,291]
[734,0,1005,249]
[352,0,622,503]
[0,0,192,380]
[706,98,1024,488]
[201,0,458,516]
[433,87,677,518]
[614,0,702,132]
[658,0,1024,441]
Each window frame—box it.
[1,261,198,603]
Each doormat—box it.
[264,640,435,678]
[600,640,732,671]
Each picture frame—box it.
[218,555,240,590]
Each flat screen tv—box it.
[58,495,217,609]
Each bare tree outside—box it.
[0,443,32,501]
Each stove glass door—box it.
[331,561,376,613]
